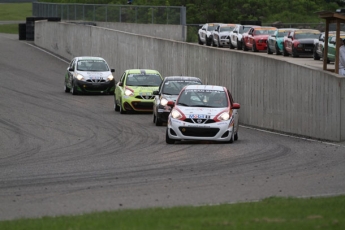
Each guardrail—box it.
[32,2,186,25]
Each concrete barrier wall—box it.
[34,21,345,142]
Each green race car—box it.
[114,69,163,114]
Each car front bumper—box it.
[167,117,234,142]
[74,80,115,94]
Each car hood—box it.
[219,31,230,36]
[77,71,111,79]
[128,86,159,95]
[254,35,269,39]
[162,94,178,101]
[178,106,227,119]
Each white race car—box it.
[166,85,240,144]
[198,23,222,46]
[211,23,238,47]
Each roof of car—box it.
[184,85,225,91]
[163,76,202,81]
[76,56,105,61]
[126,69,161,75]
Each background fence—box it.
[32,2,186,25]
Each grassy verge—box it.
[0,3,31,34]
[0,195,344,230]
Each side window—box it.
[69,59,75,70]
[70,59,76,71]
[227,90,234,107]
[119,72,126,83]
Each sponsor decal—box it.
[189,114,210,119]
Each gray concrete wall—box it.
[34,21,345,142]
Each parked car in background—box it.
[327,34,345,63]
[152,76,202,126]
[313,31,345,61]
[267,28,298,55]
[229,25,259,50]
[283,29,321,57]
[64,56,115,95]
[242,26,277,52]
[165,85,240,144]
[211,23,238,47]
[114,69,163,114]
[198,23,221,46]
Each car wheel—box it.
[283,46,289,56]
[64,83,70,93]
[206,36,212,46]
[71,82,78,95]
[234,132,238,141]
[211,39,216,47]
[198,35,203,45]
[119,101,126,114]
[243,41,248,51]
[166,129,175,144]
[275,43,281,55]
[327,58,330,64]
[237,39,242,50]
[155,114,163,126]
[229,41,235,49]
[217,39,223,48]
[114,95,120,111]
[252,43,258,52]
[292,47,299,58]
[313,47,320,60]
[267,44,273,54]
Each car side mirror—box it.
[271,35,276,38]
[119,82,123,86]
[153,90,159,95]
[68,67,73,71]
[234,31,238,34]
[288,36,293,39]
[111,69,115,73]
[167,101,175,107]
[232,103,240,109]
[319,38,324,42]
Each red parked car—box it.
[283,29,321,57]
[242,27,277,52]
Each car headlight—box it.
[76,74,84,81]
[160,98,168,106]
[217,112,230,121]
[107,74,114,81]
[171,109,183,119]
[124,88,134,96]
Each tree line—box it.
[38,0,344,24]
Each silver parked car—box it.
[198,23,222,46]
[166,85,240,144]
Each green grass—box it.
[0,196,344,230]
[0,3,31,34]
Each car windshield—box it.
[207,25,217,31]
[177,89,228,108]
[77,60,109,71]
[126,74,162,86]
[295,33,320,39]
[240,27,252,33]
[162,81,202,95]
[220,27,233,32]
[277,31,290,37]
[255,29,275,35]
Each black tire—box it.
[114,95,120,111]
[313,47,320,60]
[166,129,175,144]
[71,82,78,95]
[252,43,258,52]
[292,47,299,58]
[275,43,281,55]
[242,40,248,51]
[206,36,212,46]
[217,39,223,48]
[267,43,273,54]
[234,132,238,141]
[283,46,289,56]
[119,101,126,114]
[198,35,203,45]
[229,41,235,49]
[64,83,70,93]
[237,39,242,50]
[153,113,163,126]
[211,38,216,47]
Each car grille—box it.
[135,95,155,100]
[86,79,106,83]
[303,44,314,49]
[178,127,219,137]
[183,118,215,124]
[131,101,154,110]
